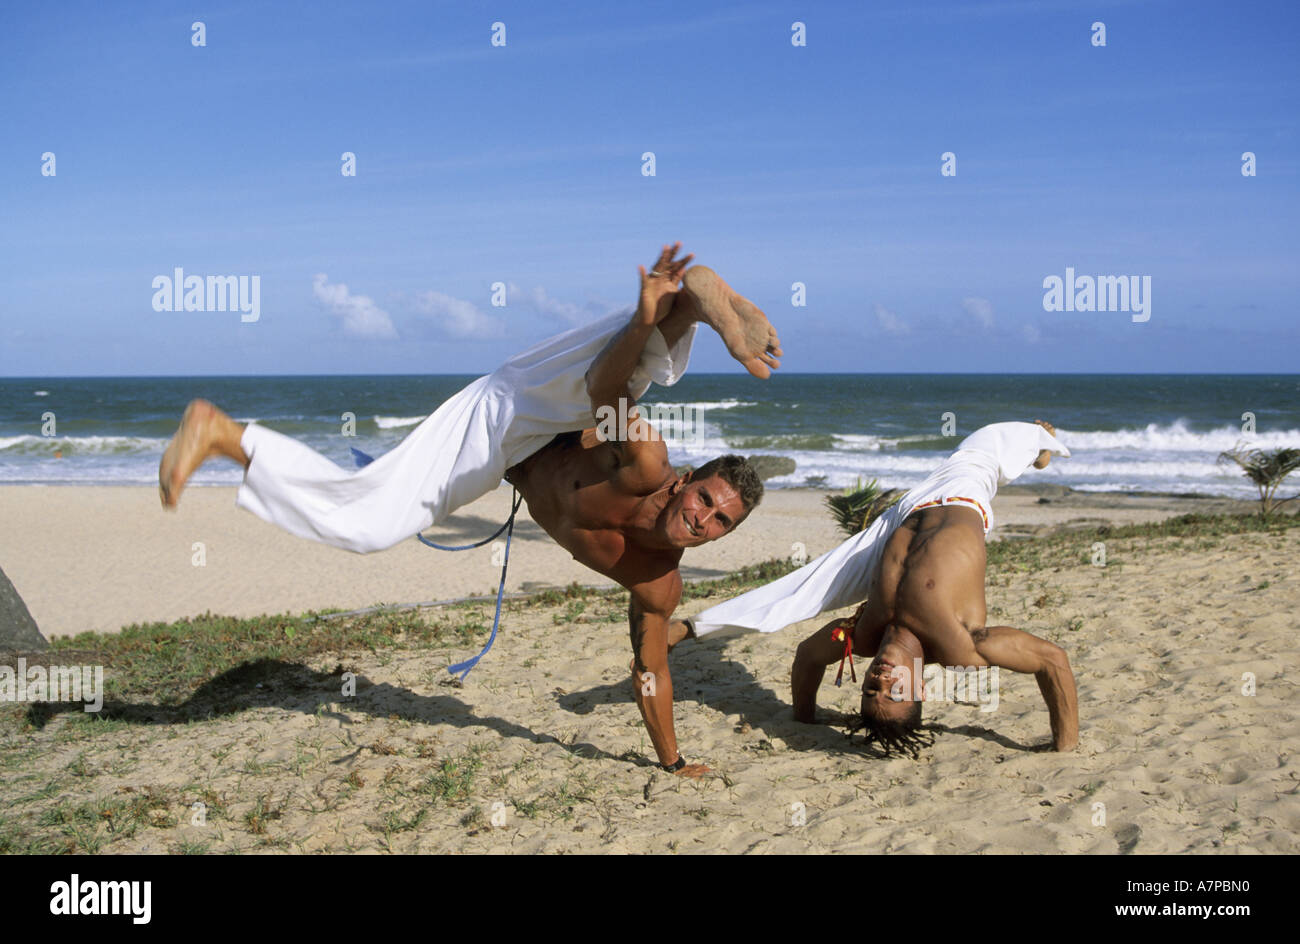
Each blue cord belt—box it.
[351,446,521,680]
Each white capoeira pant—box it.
[690,422,1070,637]
[235,313,698,553]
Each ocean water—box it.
[2,374,1297,498]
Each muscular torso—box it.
[504,430,683,594]
[853,505,990,664]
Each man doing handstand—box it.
[679,421,1079,756]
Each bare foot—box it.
[159,399,233,508]
[1032,418,1057,469]
[667,619,693,651]
[680,266,782,379]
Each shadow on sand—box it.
[550,636,1044,758]
[22,638,1041,766]
[22,658,637,767]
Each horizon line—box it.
[4,370,1300,381]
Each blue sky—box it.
[2,0,1297,375]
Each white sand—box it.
[2,498,1294,854]
[0,484,1252,638]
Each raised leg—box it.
[158,399,248,508]
[658,266,782,378]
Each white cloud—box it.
[509,282,588,325]
[312,274,398,340]
[413,290,505,340]
[1022,323,1041,344]
[505,282,622,326]
[961,296,994,330]
[874,302,909,335]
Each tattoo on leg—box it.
[629,601,647,675]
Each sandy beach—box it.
[0,484,1259,639]
[2,484,1296,854]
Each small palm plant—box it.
[825,477,904,537]
[1217,444,1300,519]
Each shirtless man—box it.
[158,244,780,778]
[792,421,1078,755]
[676,420,1078,756]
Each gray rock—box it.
[745,455,797,481]
[0,564,47,651]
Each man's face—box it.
[860,631,924,719]
[659,473,747,548]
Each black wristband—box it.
[662,755,686,772]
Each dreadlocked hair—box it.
[847,700,935,760]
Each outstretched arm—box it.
[628,583,710,779]
[584,245,693,490]
[971,626,1078,751]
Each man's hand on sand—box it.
[674,762,712,780]
[638,243,694,326]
